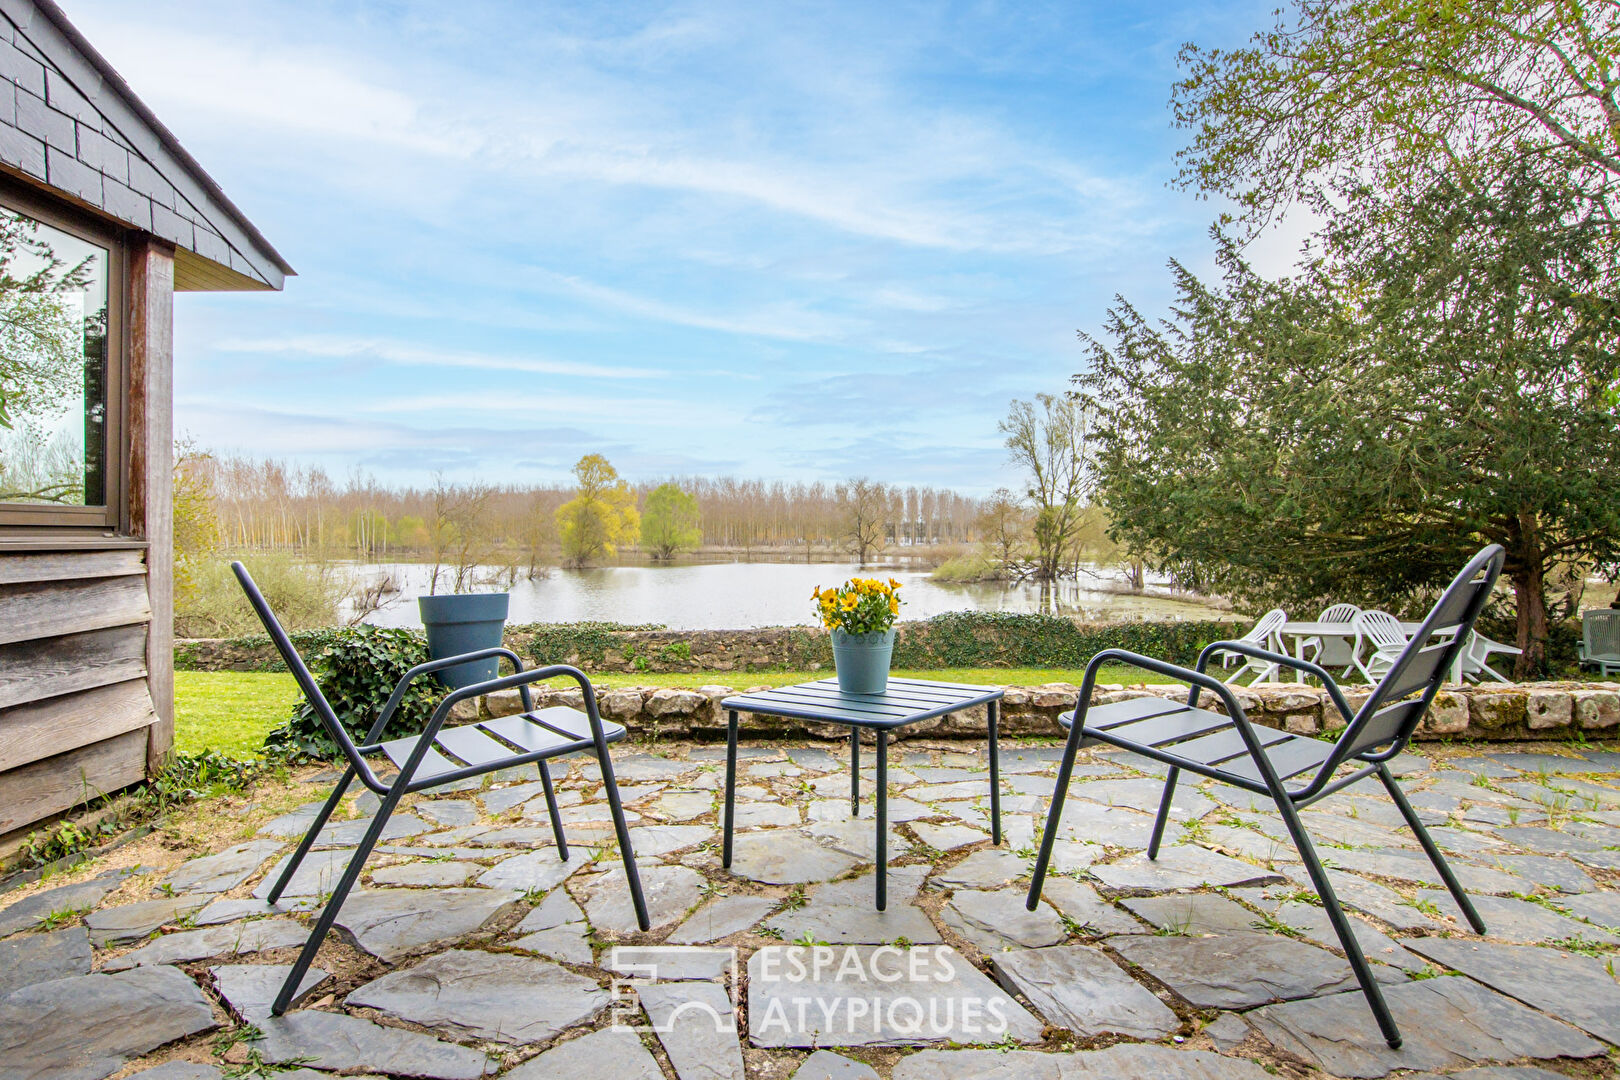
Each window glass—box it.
[0,206,109,507]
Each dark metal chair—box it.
[1026,546,1505,1049]
[233,562,649,1016]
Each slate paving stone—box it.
[313,813,429,847]
[1204,1011,1253,1052]
[102,919,311,971]
[1300,814,1413,850]
[785,748,843,772]
[890,1043,1273,1079]
[668,894,778,944]
[728,830,859,885]
[1249,975,1604,1078]
[192,896,316,925]
[252,847,357,899]
[1491,825,1604,854]
[479,781,547,814]
[1070,777,1217,820]
[1447,757,1530,779]
[628,824,714,857]
[370,861,479,887]
[415,800,479,827]
[162,840,284,895]
[209,963,329,1019]
[0,966,218,1080]
[942,889,1066,951]
[807,817,912,861]
[1335,849,1528,896]
[1092,846,1282,893]
[1408,1070,1572,1080]
[475,849,588,891]
[256,802,325,839]
[639,979,747,1079]
[466,825,573,847]
[735,801,803,828]
[501,1025,664,1080]
[1107,932,1370,1009]
[1477,853,1596,892]
[1426,827,1511,857]
[1460,805,1547,827]
[0,868,130,937]
[1037,877,1143,935]
[1198,825,1300,864]
[1414,890,1620,943]
[769,866,941,945]
[991,945,1179,1039]
[1044,838,1106,872]
[578,862,706,934]
[85,896,211,946]
[0,926,90,998]
[256,1009,495,1078]
[509,888,593,962]
[1485,752,1592,773]
[1401,938,1620,1045]
[348,949,608,1044]
[126,1065,222,1079]
[1271,901,1425,971]
[793,1049,880,1079]
[1561,890,1620,927]
[607,944,736,981]
[1121,893,1259,936]
[652,791,715,820]
[931,849,1026,889]
[747,944,1044,1047]
[1311,869,1448,932]
[334,889,523,961]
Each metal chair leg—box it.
[987,701,1002,845]
[722,710,738,867]
[1272,789,1403,1049]
[1026,720,1086,910]
[537,760,569,860]
[875,729,888,911]
[596,738,650,932]
[267,765,355,905]
[850,728,860,815]
[272,778,402,1015]
[1378,764,1485,934]
[1147,766,1180,859]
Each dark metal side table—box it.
[720,677,1005,909]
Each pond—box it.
[347,559,1227,631]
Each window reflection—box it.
[0,206,108,507]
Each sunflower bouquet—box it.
[812,577,903,636]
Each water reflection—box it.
[350,560,1225,630]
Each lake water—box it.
[348,559,1226,630]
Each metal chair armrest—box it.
[1196,640,1355,725]
[366,647,529,744]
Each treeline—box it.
[183,452,987,561]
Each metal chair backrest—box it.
[1353,610,1407,652]
[232,561,371,778]
[1586,609,1620,661]
[1324,546,1504,771]
[1318,603,1360,623]
[1242,608,1287,646]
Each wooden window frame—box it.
[0,176,127,534]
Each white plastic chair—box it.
[1302,603,1362,673]
[1222,609,1287,684]
[1460,631,1520,683]
[1353,610,1407,683]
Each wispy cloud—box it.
[214,335,664,379]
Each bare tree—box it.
[999,393,1094,581]
[839,477,890,565]
[428,474,496,593]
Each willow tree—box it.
[1080,170,1620,675]
[999,394,1094,581]
[555,454,639,567]
[640,482,702,560]
[1173,0,1620,231]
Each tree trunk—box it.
[1508,514,1548,679]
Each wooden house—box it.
[0,0,289,841]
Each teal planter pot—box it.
[418,592,510,690]
[831,627,896,694]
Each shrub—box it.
[175,553,344,638]
[892,612,1243,670]
[929,553,1003,583]
[262,625,442,760]
[520,621,665,668]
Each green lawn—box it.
[173,664,1176,758]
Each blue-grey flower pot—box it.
[418,592,510,690]
[831,627,896,694]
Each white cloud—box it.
[212,335,664,379]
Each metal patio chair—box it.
[1580,609,1620,676]
[1301,602,1361,674]
[232,562,649,1016]
[1026,545,1505,1049]
[1218,608,1287,685]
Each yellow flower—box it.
[889,598,900,615]
[888,577,902,591]
[841,594,858,611]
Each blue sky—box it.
[71,0,1288,494]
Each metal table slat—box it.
[434,725,518,767]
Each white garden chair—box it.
[1301,603,1362,674]
[1353,610,1407,683]
[1221,609,1287,684]
[1459,631,1520,683]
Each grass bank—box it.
[173,664,1176,759]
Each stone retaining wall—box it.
[460,680,1619,744]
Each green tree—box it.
[0,209,90,431]
[172,442,221,609]
[1079,169,1620,676]
[640,482,702,560]
[1173,0,1620,231]
[998,394,1095,581]
[555,454,639,567]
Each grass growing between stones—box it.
[174,665,1180,759]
